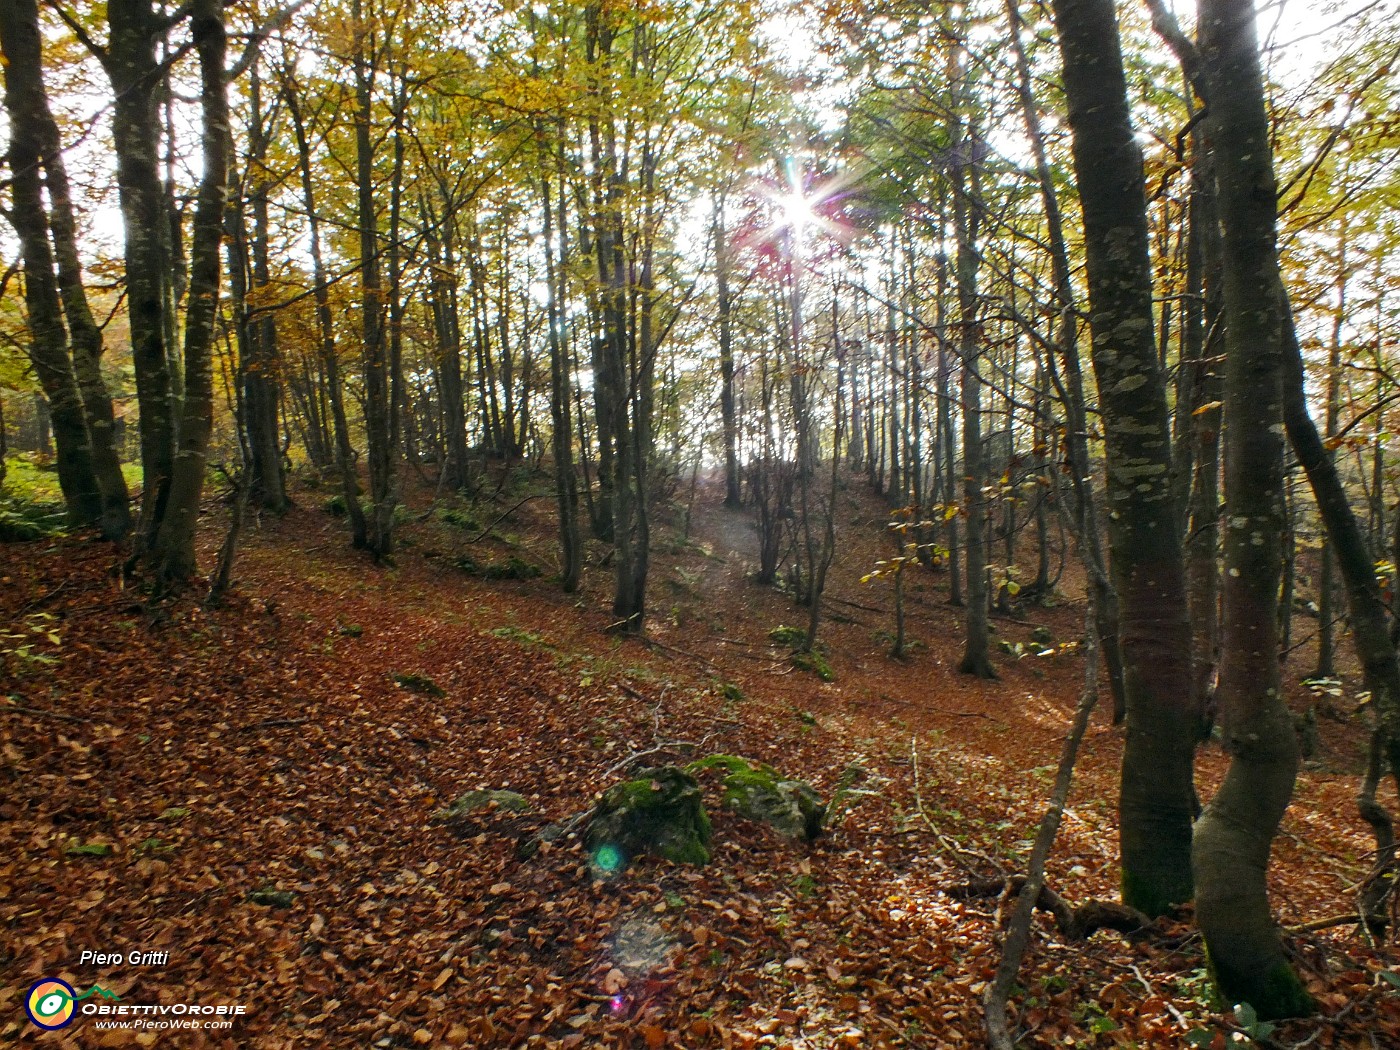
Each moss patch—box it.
[690,754,825,840]
[583,766,711,868]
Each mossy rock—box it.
[1031,626,1055,645]
[392,672,445,698]
[583,765,711,868]
[432,789,531,824]
[768,624,808,648]
[690,755,826,841]
[792,649,835,682]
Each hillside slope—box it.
[2,469,1397,1048]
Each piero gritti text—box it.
[79,949,170,966]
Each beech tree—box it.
[1049,0,1197,915]
[0,0,131,540]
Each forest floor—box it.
[3,464,1400,1048]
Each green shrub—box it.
[481,556,541,581]
[438,508,483,532]
[0,500,66,542]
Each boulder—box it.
[583,766,711,868]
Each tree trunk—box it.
[542,160,582,592]
[283,66,367,548]
[241,62,288,513]
[2,0,130,538]
[1050,0,1197,915]
[1006,0,1125,719]
[1190,0,1313,1016]
[950,81,993,678]
[107,0,176,544]
[151,0,229,584]
[715,198,742,508]
[352,0,397,560]
[0,0,103,529]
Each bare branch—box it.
[227,0,313,81]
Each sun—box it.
[776,188,818,242]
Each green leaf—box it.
[1233,1002,1258,1027]
[1380,970,1400,988]
[1184,1030,1215,1047]
[65,842,114,857]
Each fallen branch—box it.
[0,703,99,725]
[948,875,1151,941]
[1287,913,1364,935]
[464,493,546,545]
[642,636,720,670]
[984,594,1106,1050]
[236,717,310,732]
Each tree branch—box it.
[227,0,313,81]
[45,2,107,64]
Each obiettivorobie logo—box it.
[24,978,120,1031]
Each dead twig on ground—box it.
[236,717,311,732]
[0,702,100,725]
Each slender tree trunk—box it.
[241,63,288,512]
[151,0,229,584]
[352,0,396,560]
[542,160,581,592]
[1314,255,1346,677]
[284,69,367,548]
[716,198,742,508]
[951,101,994,678]
[1050,0,1197,915]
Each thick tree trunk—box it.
[1182,129,1224,734]
[1005,0,1125,716]
[1050,0,1197,915]
[0,0,103,529]
[107,0,176,544]
[1,0,130,538]
[151,0,229,584]
[1190,0,1313,1017]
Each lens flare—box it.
[592,843,624,874]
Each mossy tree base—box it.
[1207,952,1315,1022]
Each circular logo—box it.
[25,978,77,1030]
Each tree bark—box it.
[1190,0,1313,1017]
[1050,0,1197,915]
[106,0,176,543]
[1005,0,1125,718]
[283,65,367,549]
[240,62,288,513]
[151,0,229,584]
[352,0,397,560]
[952,134,993,679]
[0,0,103,529]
